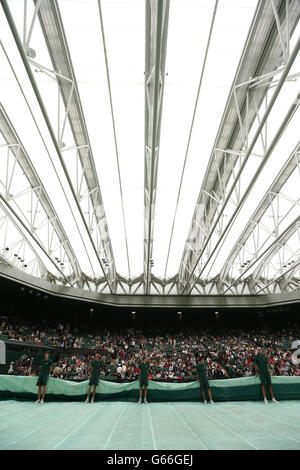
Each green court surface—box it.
[1,399,300,450]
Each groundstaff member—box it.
[85,353,102,403]
[196,355,214,404]
[254,347,279,404]
[138,356,149,404]
[35,351,52,404]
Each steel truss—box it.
[144,0,170,294]
[178,0,300,295]
[0,197,50,281]
[0,0,299,297]
[218,142,300,294]
[249,218,300,294]
[32,0,118,291]
[2,0,118,292]
[0,104,83,287]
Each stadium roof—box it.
[0,0,299,299]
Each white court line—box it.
[188,402,258,450]
[0,400,72,433]
[0,404,51,430]
[228,402,300,444]
[226,404,300,446]
[52,402,108,450]
[231,401,300,429]
[147,404,157,450]
[167,402,208,450]
[103,402,128,450]
[0,398,64,421]
[0,403,35,420]
[2,402,76,449]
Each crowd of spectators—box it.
[1,315,300,382]
[7,353,34,377]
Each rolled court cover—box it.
[0,375,300,402]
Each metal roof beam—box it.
[1,0,117,292]
[219,142,300,291]
[187,82,300,295]
[0,198,51,281]
[250,218,300,285]
[178,0,300,293]
[0,104,83,285]
[32,0,117,291]
[144,0,170,294]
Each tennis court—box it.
[1,399,300,450]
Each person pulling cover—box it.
[138,356,149,404]
[254,347,279,404]
[85,353,102,403]
[195,354,214,404]
[35,351,52,404]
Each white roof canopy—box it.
[0,0,299,296]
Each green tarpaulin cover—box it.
[0,375,300,402]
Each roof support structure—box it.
[1,260,300,307]
[143,0,170,294]
[1,0,117,292]
[0,104,83,286]
[33,0,118,291]
[275,261,300,293]
[163,0,219,279]
[0,254,12,268]
[218,142,300,294]
[187,83,300,296]
[0,198,52,281]
[221,215,300,295]
[0,0,299,299]
[256,262,300,294]
[249,218,300,294]
[178,0,300,294]
[0,193,74,285]
[97,0,131,278]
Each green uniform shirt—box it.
[139,362,149,379]
[91,360,102,378]
[196,363,207,379]
[40,358,52,376]
[254,354,269,372]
